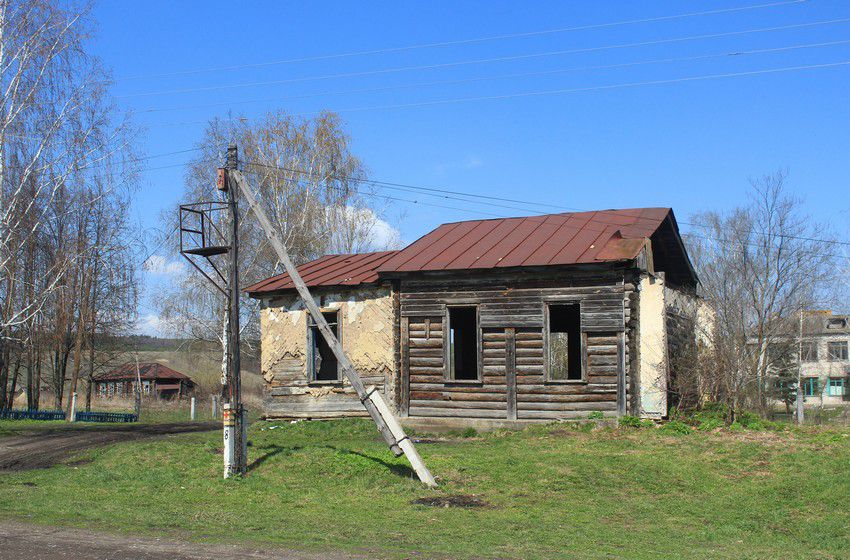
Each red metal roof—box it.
[378,208,672,273]
[94,362,194,383]
[245,209,680,294]
[244,250,398,295]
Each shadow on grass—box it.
[247,445,301,472]
[246,442,416,480]
[335,447,416,479]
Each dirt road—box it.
[0,521,362,560]
[0,422,218,471]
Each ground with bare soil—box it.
[0,422,217,471]
[0,521,361,560]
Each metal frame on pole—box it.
[178,145,247,478]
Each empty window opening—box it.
[548,304,583,381]
[309,311,340,382]
[448,307,478,381]
[827,341,848,361]
[826,318,847,329]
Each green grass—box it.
[0,419,69,438]
[0,419,848,559]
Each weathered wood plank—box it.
[409,399,506,410]
[400,315,410,416]
[409,407,508,419]
[506,327,517,421]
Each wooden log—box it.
[409,407,507,419]
[517,393,616,403]
[410,382,508,392]
[409,399,506,410]
[410,390,507,401]
[506,327,517,421]
[400,315,410,416]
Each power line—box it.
[140,225,179,267]
[142,57,850,130]
[119,16,850,99]
[287,60,850,117]
[113,0,808,82]
[138,39,850,114]
[242,160,850,249]
[75,147,204,171]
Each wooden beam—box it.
[506,327,517,421]
[231,170,435,487]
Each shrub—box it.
[619,415,653,429]
[659,420,692,435]
[728,421,746,432]
[736,411,764,430]
[761,420,786,431]
[697,417,723,431]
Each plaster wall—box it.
[259,286,396,417]
[637,275,667,419]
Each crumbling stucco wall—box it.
[259,286,396,418]
[637,274,667,419]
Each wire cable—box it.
[119,16,850,99]
[147,58,850,129]
[137,39,850,114]
[242,160,850,248]
[113,0,808,82]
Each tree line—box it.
[672,172,843,421]
[0,0,139,412]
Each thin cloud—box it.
[144,255,187,277]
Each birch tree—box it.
[687,171,838,419]
[0,0,140,408]
[154,111,398,352]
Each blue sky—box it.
[88,1,850,333]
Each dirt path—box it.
[0,521,361,560]
[0,422,218,471]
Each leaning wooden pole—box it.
[230,170,436,487]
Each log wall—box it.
[400,269,629,421]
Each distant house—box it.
[798,311,849,407]
[247,207,711,427]
[94,362,195,400]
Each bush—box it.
[660,420,692,435]
[690,403,728,425]
[736,411,764,431]
[619,415,653,429]
[697,417,723,431]
[587,411,604,420]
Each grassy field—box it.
[0,419,848,559]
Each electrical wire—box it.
[146,58,850,129]
[113,0,808,82]
[137,39,850,114]
[119,16,850,99]
[75,147,204,171]
[242,160,850,249]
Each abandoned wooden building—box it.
[94,362,196,400]
[246,208,707,426]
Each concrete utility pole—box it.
[796,308,804,425]
[221,144,247,477]
[230,168,436,487]
[134,356,142,420]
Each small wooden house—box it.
[94,362,195,400]
[246,208,706,427]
